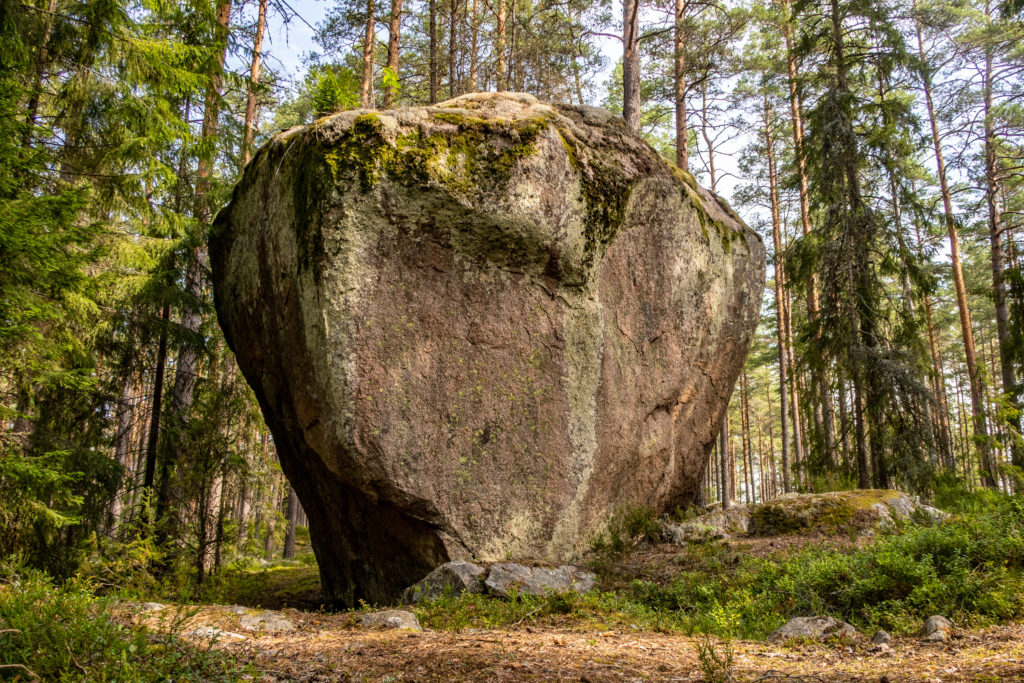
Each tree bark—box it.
[495,0,506,91]
[622,0,641,132]
[764,93,792,493]
[781,0,835,462]
[741,371,752,503]
[156,0,232,537]
[22,0,58,150]
[361,0,376,108]
[142,302,170,497]
[673,0,688,168]
[719,414,731,509]
[242,0,267,164]
[913,0,996,486]
[429,0,438,102]
[283,485,299,559]
[983,42,1023,473]
[383,0,403,108]
[468,0,478,91]
[448,0,460,98]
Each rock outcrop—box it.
[768,616,859,643]
[211,93,764,607]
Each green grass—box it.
[0,562,250,682]
[415,490,1024,639]
[197,563,323,610]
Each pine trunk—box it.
[242,0,267,164]
[361,0,376,108]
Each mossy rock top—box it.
[750,490,943,537]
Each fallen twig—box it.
[0,663,40,680]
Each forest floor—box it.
[126,602,1024,682]
[108,494,1024,682]
[118,532,1024,682]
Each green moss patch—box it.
[750,490,902,537]
[201,564,323,611]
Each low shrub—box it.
[0,561,249,682]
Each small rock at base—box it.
[140,602,165,612]
[239,611,295,632]
[922,615,951,641]
[358,609,421,631]
[768,616,858,643]
[404,560,486,603]
[484,563,596,599]
[186,626,247,641]
[870,629,892,646]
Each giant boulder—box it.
[210,93,764,607]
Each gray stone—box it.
[404,560,486,603]
[186,626,247,642]
[870,629,892,646]
[661,507,752,544]
[768,616,859,643]
[212,92,764,608]
[239,611,295,632]
[484,562,596,598]
[358,609,421,630]
[140,602,165,612]
[922,615,951,641]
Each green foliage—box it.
[196,563,322,611]
[697,636,735,683]
[309,65,361,119]
[0,561,248,682]
[590,505,662,555]
[626,493,1024,638]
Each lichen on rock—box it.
[211,93,765,607]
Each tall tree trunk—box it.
[384,0,403,107]
[913,0,995,487]
[361,0,376,108]
[912,200,955,470]
[699,83,716,191]
[673,0,688,168]
[108,368,136,529]
[429,0,438,102]
[283,485,299,559]
[242,0,267,164]
[142,302,170,497]
[468,0,478,91]
[622,0,641,132]
[783,262,805,486]
[495,0,506,91]
[827,0,871,489]
[22,0,58,150]
[157,0,232,537]
[719,415,732,509]
[764,93,792,493]
[448,0,460,98]
[781,0,835,463]
[983,42,1023,473]
[741,371,752,503]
